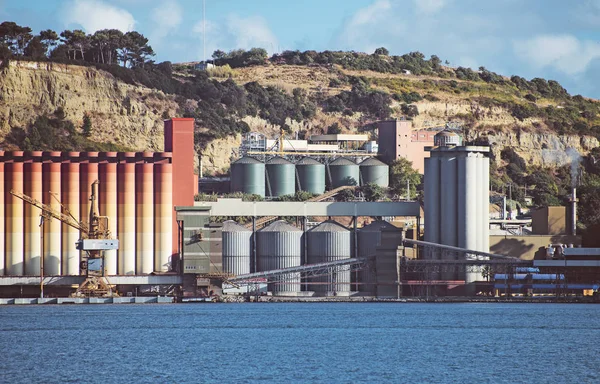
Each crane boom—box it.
[9,190,88,234]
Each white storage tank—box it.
[221,220,252,276]
[256,220,302,294]
[307,221,351,294]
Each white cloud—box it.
[226,15,278,53]
[413,0,449,15]
[150,0,183,38]
[513,34,600,75]
[349,0,391,27]
[62,0,135,33]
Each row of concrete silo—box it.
[424,147,490,283]
[221,219,396,295]
[230,156,389,197]
[0,151,173,277]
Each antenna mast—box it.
[203,0,206,64]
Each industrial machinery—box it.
[10,180,119,297]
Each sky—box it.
[3,0,600,98]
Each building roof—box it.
[309,134,369,142]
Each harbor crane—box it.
[10,180,119,297]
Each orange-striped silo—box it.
[136,154,155,274]
[42,152,62,275]
[80,152,99,229]
[99,152,118,275]
[61,152,80,275]
[154,158,173,272]
[6,153,25,275]
[0,151,5,276]
[117,153,136,275]
[24,152,43,276]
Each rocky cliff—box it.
[1,60,597,173]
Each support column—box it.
[6,155,24,275]
[136,157,154,274]
[154,161,173,272]
[99,153,118,275]
[24,152,43,276]
[43,152,62,275]
[61,153,80,275]
[117,153,136,275]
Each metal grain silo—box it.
[230,156,265,197]
[222,220,252,276]
[256,220,302,294]
[359,157,389,187]
[357,220,397,292]
[295,157,325,195]
[265,156,295,197]
[328,158,359,188]
[307,221,351,294]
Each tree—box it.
[0,21,33,55]
[82,113,92,137]
[389,157,422,199]
[361,183,386,201]
[119,31,154,67]
[39,29,58,55]
[374,47,389,56]
[24,36,46,59]
[327,122,342,134]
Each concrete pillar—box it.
[24,154,43,275]
[136,158,154,274]
[61,154,80,275]
[154,162,173,272]
[42,153,62,275]
[117,153,136,275]
[5,158,24,275]
[99,153,118,275]
[0,152,4,276]
[440,155,457,280]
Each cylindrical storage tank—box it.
[256,220,302,294]
[295,157,325,195]
[154,163,173,272]
[5,161,24,275]
[458,153,479,285]
[42,157,62,275]
[357,220,397,292]
[424,156,441,264]
[359,157,389,187]
[61,157,80,275]
[230,156,265,197]
[439,154,458,281]
[265,156,295,197]
[99,160,118,275]
[221,220,252,276]
[328,158,359,189]
[24,161,43,275]
[0,157,4,276]
[481,155,490,254]
[307,221,351,294]
[117,160,136,275]
[136,163,154,274]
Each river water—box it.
[0,303,598,383]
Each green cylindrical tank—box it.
[266,157,295,197]
[360,157,389,187]
[295,157,325,195]
[230,156,265,197]
[328,158,359,188]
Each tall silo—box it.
[359,157,389,187]
[256,220,302,294]
[328,158,359,189]
[307,221,351,294]
[357,220,397,292]
[265,156,295,197]
[222,220,252,276]
[230,156,265,197]
[296,157,325,195]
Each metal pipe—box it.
[571,187,577,236]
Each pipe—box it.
[571,187,577,236]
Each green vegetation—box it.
[389,158,422,200]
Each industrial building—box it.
[0,118,196,281]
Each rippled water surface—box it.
[1,303,599,383]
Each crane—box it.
[10,180,119,297]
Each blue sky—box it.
[3,0,600,98]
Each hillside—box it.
[3,51,600,229]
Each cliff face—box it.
[0,61,597,172]
[0,61,178,151]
